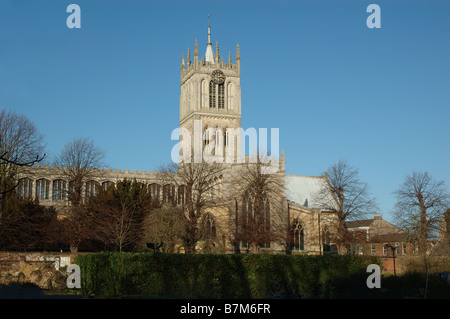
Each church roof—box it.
[285,174,332,209]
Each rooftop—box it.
[285,174,332,208]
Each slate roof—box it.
[345,219,374,228]
[370,233,407,243]
[285,174,334,209]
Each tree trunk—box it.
[70,244,78,254]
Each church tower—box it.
[179,19,242,163]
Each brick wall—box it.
[382,256,402,273]
[382,255,450,274]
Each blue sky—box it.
[1,0,449,224]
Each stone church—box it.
[17,24,338,254]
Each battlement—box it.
[181,38,240,83]
[181,60,239,84]
[29,164,162,177]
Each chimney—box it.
[374,212,382,220]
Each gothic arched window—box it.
[214,126,221,146]
[201,213,217,240]
[18,178,33,199]
[209,81,216,108]
[218,83,224,109]
[85,180,98,199]
[239,190,271,249]
[209,80,225,109]
[290,219,305,251]
[102,181,114,191]
[36,179,50,200]
[178,185,186,205]
[149,183,161,201]
[204,125,214,147]
[322,228,331,253]
[52,179,67,200]
[163,184,174,203]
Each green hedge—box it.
[74,253,380,298]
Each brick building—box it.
[345,213,412,257]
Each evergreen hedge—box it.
[74,253,380,298]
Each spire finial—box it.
[187,47,191,64]
[204,14,215,64]
[207,14,212,44]
[236,43,240,61]
[194,39,198,57]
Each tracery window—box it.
[322,229,332,253]
[102,181,114,191]
[209,81,216,108]
[218,83,224,109]
[178,185,186,205]
[290,219,305,251]
[149,183,160,201]
[163,184,175,203]
[52,179,67,200]
[36,179,50,200]
[239,190,271,249]
[201,213,217,240]
[203,126,210,146]
[18,178,33,198]
[85,180,98,199]
[209,81,225,109]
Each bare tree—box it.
[160,161,227,253]
[0,110,45,223]
[142,206,186,253]
[314,159,377,254]
[88,180,152,252]
[53,137,105,253]
[53,137,104,207]
[228,154,286,253]
[393,171,450,256]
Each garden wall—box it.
[0,252,76,290]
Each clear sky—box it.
[1,0,449,224]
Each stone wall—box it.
[0,252,76,290]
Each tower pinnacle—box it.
[215,41,220,64]
[194,39,198,57]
